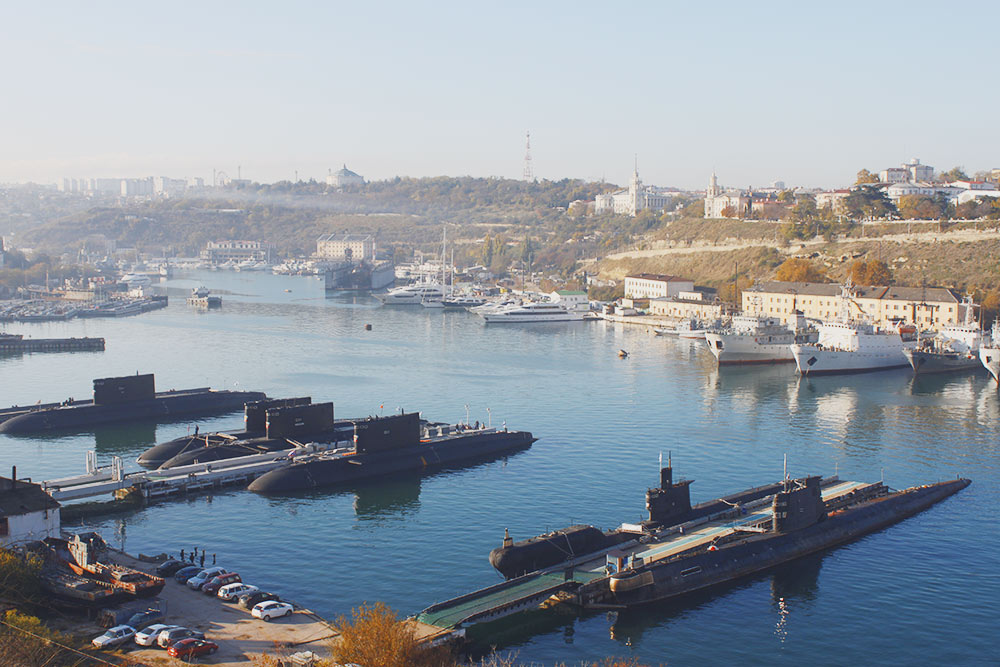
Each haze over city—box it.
[3,0,998,188]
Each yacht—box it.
[478,300,586,323]
[978,321,1000,384]
[790,284,918,375]
[905,297,987,374]
[376,283,445,305]
[706,313,817,365]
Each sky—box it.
[2,1,998,190]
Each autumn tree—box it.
[847,259,893,286]
[856,169,880,185]
[331,602,453,667]
[938,166,969,183]
[774,258,827,283]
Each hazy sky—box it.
[3,1,998,189]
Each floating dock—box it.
[0,334,105,354]
[414,478,874,637]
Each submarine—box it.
[489,460,789,579]
[248,411,535,494]
[136,397,353,468]
[0,374,266,435]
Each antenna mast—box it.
[523,131,533,181]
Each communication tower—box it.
[523,131,533,182]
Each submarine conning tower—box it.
[772,475,826,532]
[245,397,312,433]
[646,463,693,526]
[93,373,155,405]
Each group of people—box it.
[178,547,216,568]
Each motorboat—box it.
[375,283,445,305]
[478,300,587,323]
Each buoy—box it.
[618,349,628,358]
[365,324,372,331]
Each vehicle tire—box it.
[210,647,218,654]
[263,615,271,622]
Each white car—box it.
[186,566,227,590]
[252,600,294,621]
[134,623,179,646]
[218,582,258,602]
[92,625,136,648]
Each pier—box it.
[414,479,873,637]
[0,334,105,353]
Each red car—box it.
[166,638,219,658]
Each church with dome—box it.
[594,163,675,216]
[327,164,365,187]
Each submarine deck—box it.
[416,479,871,631]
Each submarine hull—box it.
[249,429,535,494]
[0,390,266,435]
[608,478,970,606]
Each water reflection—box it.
[93,422,158,451]
[353,478,422,519]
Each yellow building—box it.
[743,281,965,331]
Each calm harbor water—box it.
[1,270,997,665]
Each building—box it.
[704,172,750,219]
[815,189,851,214]
[0,470,60,547]
[153,176,189,196]
[624,274,695,299]
[327,165,365,188]
[0,237,5,268]
[200,240,273,264]
[595,165,677,217]
[879,158,934,184]
[315,233,376,262]
[649,290,732,320]
[744,281,963,331]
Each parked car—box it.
[155,558,185,576]
[186,567,227,590]
[134,624,179,647]
[167,638,219,659]
[156,626,205,649]
[174,565,203,583]
[239,591,280,609]
[202,571,241,595]
[218,582,258,602]
[92,625,136,648]
[252,601,294,621]
[127,609,164,629]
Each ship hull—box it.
[904,348,981,374]
[791,344,912,375]
[248,430,535,493]
[608,479,968,606]
[0,389,266,435]
[706,333,795,365]
[980,346,1000,383]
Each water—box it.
[1,270,997,665]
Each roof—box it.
[556,290,587,296]
[0,476,60,515]
[626,274,693,283]
[336,165,361,177]
[753,281,960,303]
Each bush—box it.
[331,602,454,667]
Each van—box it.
[202,572,241,595]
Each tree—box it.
[331,602,451,667]
[792,196,818,223]
[845,185,897,220]
[938,166,969,183]
[847,259,893,286]
[681,200,704,218]
[856,169,880,185]
[774,258,827,283]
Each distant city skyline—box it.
[3,1,998,189]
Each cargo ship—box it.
[136,397,350,468]
[413,463,968,638]
[248,412,535,493]
[0,373,266,434]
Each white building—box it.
[704,172,749,219]
[0,472,60,548]
[879,158,934,184]
[595,165,676,217]
[815,189,851,213]
[200,240,273,264]
[315,233,376,262]
[624,274,695,299]
[327,165,365,187]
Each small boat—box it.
[618,349,629,358]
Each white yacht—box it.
[706,313,816,365]
[478,301,586,323]
[375,283,445,305]
[790,284,918,375]
[978,321,1000,384]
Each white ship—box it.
[478,301,586,323]
[706,313,816,365]
[790,283,918,375]
[978,321,1000,384]
[905,296,987,374]
[375,283,445,305]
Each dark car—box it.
[173,566,202,583]
[202,572,241,595]
[155,559,185,576]
[167,638,218,658]
[157,626,205,649]
[238,591,280,609]
[127,609,164,629]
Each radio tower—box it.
[523,131,533,182]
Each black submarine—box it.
[0,373,266,435]
[136,397,353,468]
[248,411,535,493]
